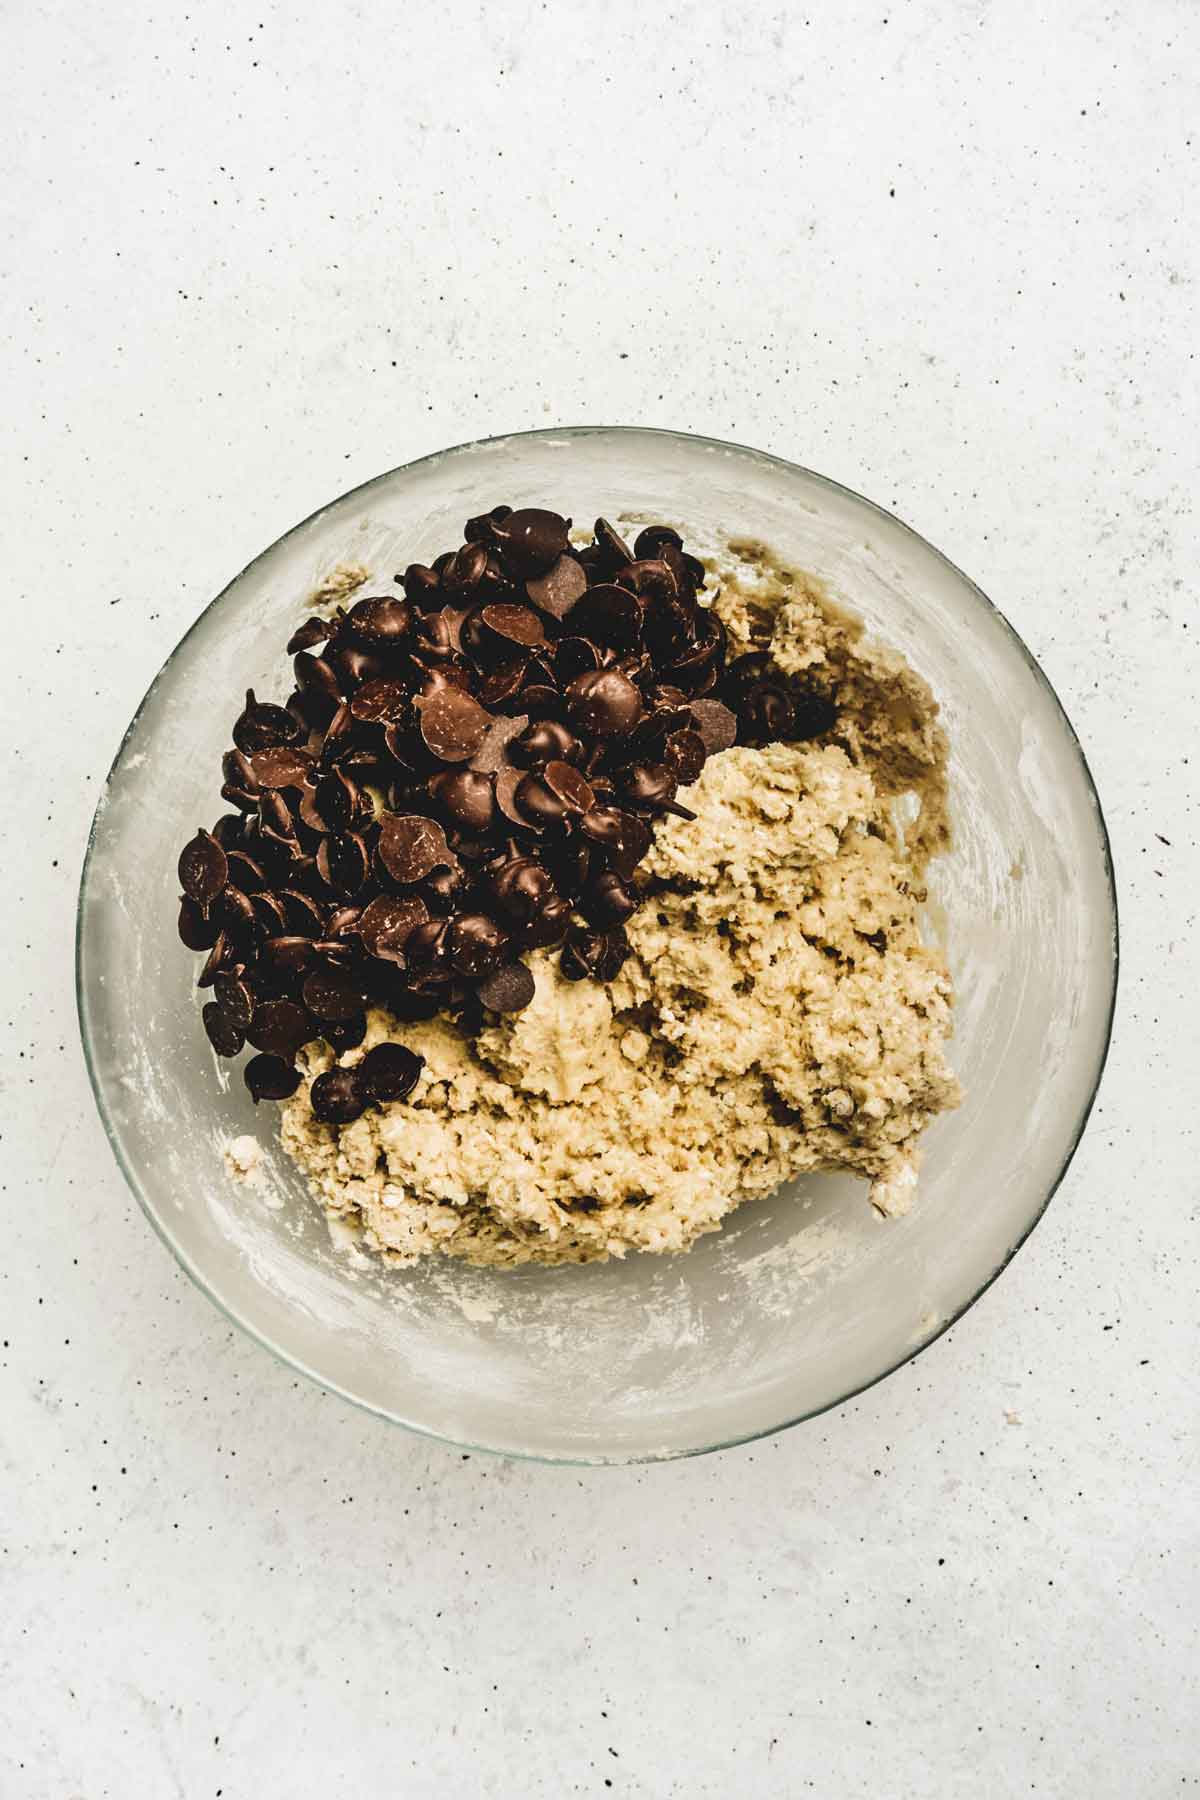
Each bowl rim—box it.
[76,424,1120,1465]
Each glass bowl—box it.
[77,427,1117,1463]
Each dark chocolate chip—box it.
[564,583,643,650]
[491,508,570,577]
[357,1042,424,1104]
[287,615,333,654]
[738,682,794,744]
[525,553,587,620]
[214,971,255,1030]
[632,524,683,559]
[476,961,536,1014]
[566,669,643,737]
[357,894,429,963]
[280,888,326,936]
[417,686,491,762]
[244,1054,302,1102]
[583,869,641,925]
[469,711,529,773]
[248,746,313,789]
[510,719,582,767]
[542,759,595,813]
[309,1067,367,1126]
[313,768,362,833]
[345,596,412,645]
[196,930,233,987]
[247,998,314,1057]
[447,912,508,977]
[178,829,228,906]
[302,963,366,1023]
[560,925,631,983]
[178,895,218,951]
[400,562,441,602]
[262,935,315,976]
[688,697,738,754]
[593,517,634,571]
[203,1001,245,1058]
[489,854,557,924]
[661,727,707,785]
[788,688,839,740]
[376,812,453,885]
[233,689,303,753]
[428,767,496,834]
[316,832,371,897]
[322,1013,368,1051]
[350,677,409,723]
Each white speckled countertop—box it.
[2,3,1197,1794]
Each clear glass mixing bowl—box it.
[76,428,1117,1462]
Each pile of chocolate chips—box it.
[176,507,837,1123]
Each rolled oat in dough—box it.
[278,537,961,1267]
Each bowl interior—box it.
[78,429,1116,1461]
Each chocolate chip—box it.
[302,963,366,1022]
[425,767,494,834]
[287,615,333,654]
[662,727,707,785]
[621,761,679,812]
[542,759,595,813]
[464,504,513,543]
[447,912,508,977]
[513,771,568,826]
[525,553,587,620]
[233,689,303,753]
[313,768,362,833]
[489,853,557,924]
[322,1013,368,1051]
[416,686,491,762]
[262,935,314,976]
[226,850,270,893]
[476,960,536,1013]
[789,688,838,740]
[357,894,429,963]
[554,636,603,684]
[584,869,640,925]
[244,1054,302,1102]
[687,698,738,754]
[178,829,228,906]
[196,931,232,987]
[510,719,581,767]
[468,710,528,774]
[376,812,453,885]
[178,895,218,951]
[248,746,313,789]
[566,669,643,737]
[564,583,643,650]
[280,888,326,936]
[494,766,539,830]
[492,508,570,577]
[345,596,412,645]
[309,1067,367,1125]
[421,861,469,912]
[738,682,794,744]
[247,998,313,1057]
[593,517,634,571]
[560,925,631,983]
[316,832,371,896]
[214,971,255,1030]
[350,677,409,723]
[478,603,545,652]
[203,1001,245,1058]
[357,1041,424,1104]
[400,562,441,602]
[633,524,683,559]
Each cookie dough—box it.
[278,537,961,1266]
